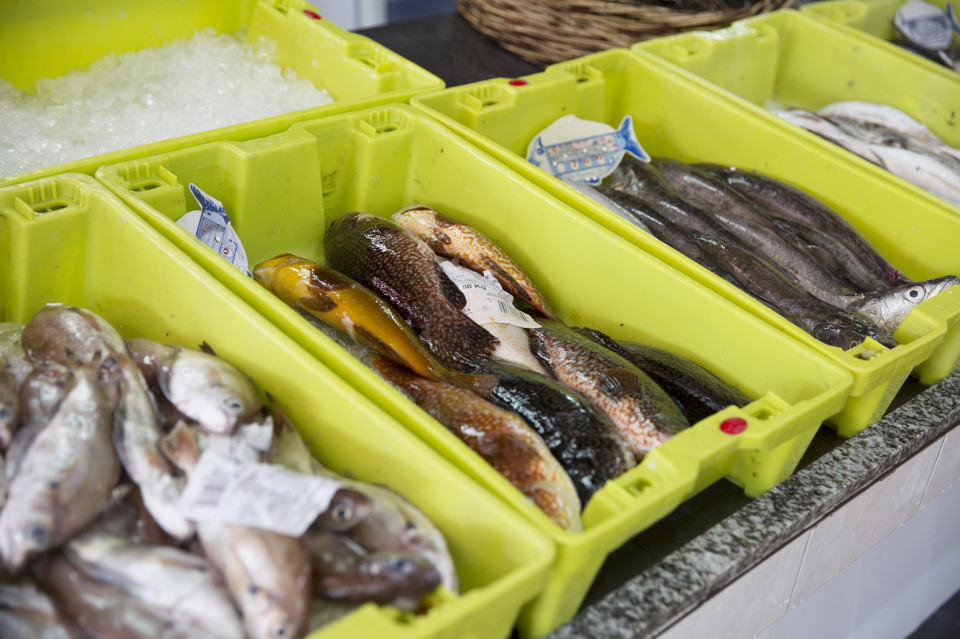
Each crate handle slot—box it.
[624,477,652,496]
[749,408,773,421]
[33,201,70,214]
[130,180,163,193]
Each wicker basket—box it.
[458,0,796,66]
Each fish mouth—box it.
[252,254,300,288]
[924,275,960,299]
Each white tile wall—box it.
[921,428,960,508]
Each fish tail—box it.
[618,115,650,163]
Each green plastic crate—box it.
[410,46,959,434]
[0,0,442,187]
[96,104,853,638]
[0,173,553,639]
[801,0,960,83]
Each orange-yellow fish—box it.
[392,205,558,320]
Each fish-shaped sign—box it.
[176,183,251,276]
[526,115,650,185]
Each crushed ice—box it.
[0,28,334,178]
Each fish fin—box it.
[300,288,338,313]
[618,116,651,163]
[158,420,202,472]
[598,368,645,398]
[526,329,554,374]
[199,341,217,356]
[571,326,627,357]
[352,325,407,365]
[480,256,533,304]
[434,262,467,309]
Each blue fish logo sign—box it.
[527,115,650,185]
[175,183,251,276]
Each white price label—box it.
[178,451,340,536]
[440,261,540,329]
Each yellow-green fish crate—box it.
[409,45,959,436]
[801,0,960,83]
[95,104,853,639]
[633,8,960,390]
[0,0,442,187]
[0,173,554,639]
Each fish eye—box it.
[331,503,352,523]
[224,397,244,412]
[904,286,925,302]
[387,557,415,573]
[26,524,49,546]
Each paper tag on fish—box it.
[439,260,540,328]
[895,0,954,50]
[176,183,251,277]
[526,115,650,185]
[178,451,340,536]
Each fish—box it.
[371,356,582,532]
[253,253,496,396]
[469,358,635,505]
[0,364,120,572]
[306,529,442,608]
[526,114,650,185]
[31,550,184,639]
[595,183,898,349]
[0,579,85,639]
[773,109,885,165]
[700,165,911,285]
[528,320,687,455]
[20,306,126,368]
[125,337,177,392]
[562,177,651,233]
[651,158,891,293]
[573,327,752,424]
[862,143,960,207]
[0,323,32,387]
[160,421,312,639]
[818,101,954,150]
[157,348,262,435]
[60,530,246,639]
[0,364,20,450]
[92,483,173,546]
[481,321,550,375]
[7,364,71,481]
[325,212,499,372]
[392,205,558,319]
[314,488,375,533]
[109,354,195,541]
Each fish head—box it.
[316,488,374,532]
[391,205,441,239]
[243,593,304,639]
[0,506,55,572]
[325,212,377,243]
[857,276,959,334]
[252,253,302,292]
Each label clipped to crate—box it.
[176,183,251,277]
[895,0,954,50]
[526,114,650,185]
[439,260,540,328]
[178,450,340,536]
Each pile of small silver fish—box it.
[773,101,960,207]
[592,156,959,351]
[254,206,753,532]
[0,305,455,639]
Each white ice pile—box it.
[0,28,334,178]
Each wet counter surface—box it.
[361,13,960,638]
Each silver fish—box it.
[0,579,85,639]
[0,365,120,572]
[158,348,262,435]
[160,421,311,639]
[867,144,960,207]
[818,101,951,149]
[62,530,245,639]
[7,364,71,482]
[774,109,885,165]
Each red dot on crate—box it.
[303,9,322,19]
[508,79,528,86]
[720,417,747,435]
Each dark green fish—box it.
[573,327,752,424]
[470,358,635,505]
[325,213,499,372]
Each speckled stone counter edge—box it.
[550,370,960,639]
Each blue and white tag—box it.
[526,115,650,185]
[176,183,251,276]
[948,2,960,35]
[895,0,954,50]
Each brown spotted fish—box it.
[325,213,499,372]
[372,356,582,532]
[393,205,558,319]
[529,320,688,456]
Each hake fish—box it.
[0,365,120,572]
[393,205,558,319]
[529,320,688,455]
[325,213,499,372]
[372,356,582,532]
[253,253,496,396]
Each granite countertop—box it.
[360,13,960,638]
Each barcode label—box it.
[178,451,340,536]
[440,260,540,329]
